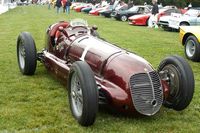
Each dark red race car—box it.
[17,19,194,126]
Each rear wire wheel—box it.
[17,32,37,75]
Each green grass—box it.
[0,5,200,133]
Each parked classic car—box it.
[89,5,109,16]
[74,3,92,12]
[129,7,182,26]
[100,4,128,18]
[114,5,151,21]
[167,9,200,30]
[17,19,194,126]
[180,26,200,61]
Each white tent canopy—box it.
[0,0,16,14]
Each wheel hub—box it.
[18,40,26,69]
[71,72,83,117]
[186,40,195,57]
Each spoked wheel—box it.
[68,61,98,126]
[70,72,83,118]
[121,15,127,22]
[158,55,194,111]
[185,35,200,62]
[17,32,37,75]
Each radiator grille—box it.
[130,71,163,116]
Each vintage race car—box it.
[17,19,194,126]
[168,9,200,30]
[180,26,200,61]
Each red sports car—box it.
[74,4,92,12]
[89,5,109,16]
[17,19,194,126]
[128,7,182,26]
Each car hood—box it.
[70,35,154,75]
[129,14,150,20]
[119,10,134,15]
[99,8,111,13]
[180,26,200,38]
[159,15,172,21]
[169,13,194,21]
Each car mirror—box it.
[198,14,200,17]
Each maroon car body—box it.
[17,19,194,126]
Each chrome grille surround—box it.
[130,71,163,116]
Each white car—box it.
[158,15,172,31]
[168,9,200,29]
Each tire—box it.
[92,30,100,38]
[68,61,98,126]
[163,26,172,31]
[180,22,189,26]
[120,15,127,22]
[17,32,37,75]
[146,18,150,26]
[185,35,200,62]
[158,55,194,111]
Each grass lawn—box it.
[0,5,200,133]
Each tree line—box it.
[132,0,200,7]
[83,0,200,8]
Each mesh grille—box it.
[130,71,163,116]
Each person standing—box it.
[65,0,71,14]
[148,0,159,28]
[55,0,62,14]
[61,0,67,12]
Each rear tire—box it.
[17,32,37,75]
[68,61,98,126]
[158,55,194,111]
[185,35,200,62]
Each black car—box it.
[114,6,151,21]
[100,5,128,18]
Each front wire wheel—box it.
[68,61,98,126]
[158,55,194,111]
[70,72,83,118]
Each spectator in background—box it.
[65,0,71,14]
[55,0,62,13]
[188,3,192,9]
[110,0,115,5]
[101,0,108,7]
[61,0,67,12]
[128,0,134,9]
[148,0,159,28]
[92,0,96,5]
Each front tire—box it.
[68,61,98,126]
[17,32,37,75]
[158,55,194,111]
[185,35,200,62]
[120,15,127,22]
